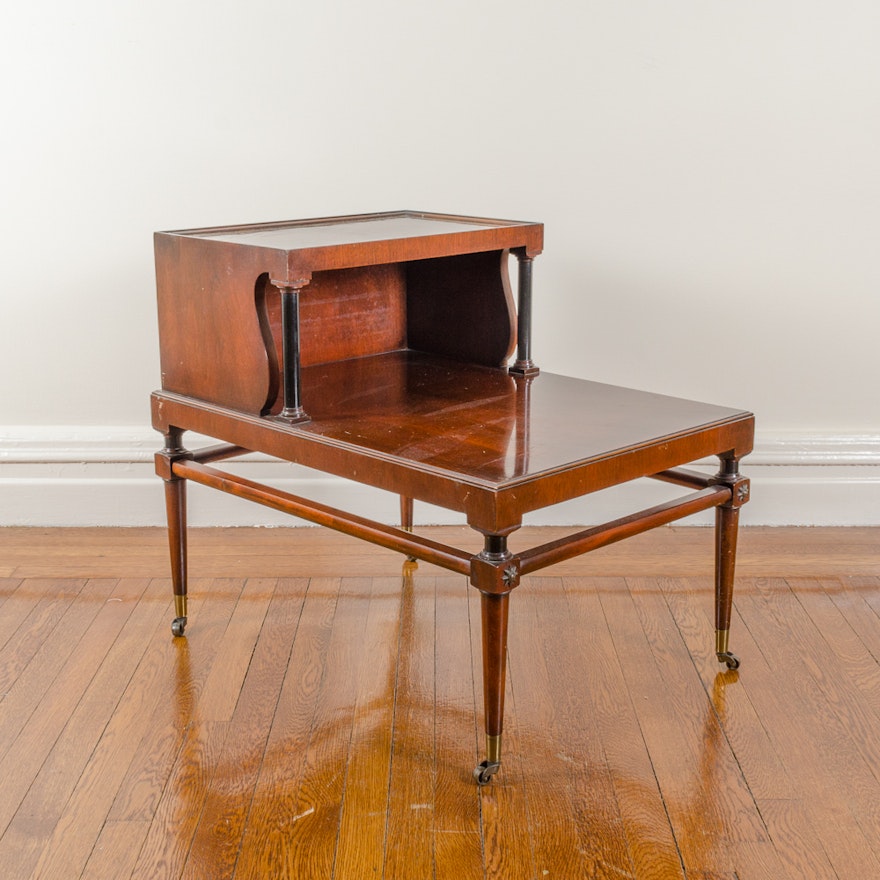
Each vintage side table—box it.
[151,211,753,785]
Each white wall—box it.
[1,0,878,525]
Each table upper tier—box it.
[156,211,544,276]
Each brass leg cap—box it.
[486,734,502,764]
[174,594,188,618]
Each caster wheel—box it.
[171,617,187,637]
[717,651,740,670]
[473,760,501,786]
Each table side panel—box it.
[155,233,287,415]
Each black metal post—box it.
[275,283,309,423]
[510,253,539,376]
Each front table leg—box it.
[711,456,750,670]
[470,534,519,785]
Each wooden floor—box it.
[0,526,878,879]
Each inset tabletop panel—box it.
[159,211,544,274]
[297,351,752,489]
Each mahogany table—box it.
[151,211,753,784]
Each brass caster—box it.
[717,651,740,670]
[473,760,501,786]
[171,617,187,638]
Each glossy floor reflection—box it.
[1,543,879,878]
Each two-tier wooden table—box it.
[152,211,753,784]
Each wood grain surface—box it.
[0,526,878,878]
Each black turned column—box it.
[509,251,540,376]
[272,279,310,424]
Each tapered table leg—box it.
[715,503,740,668]
[400,495,417,563]
[470,533,518,784]
[400,495,414,531]
[711,456,749,669]
[157,428,189,638]
[476,590,510,783]
[164,477,188,637]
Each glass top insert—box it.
[185,215,509,252]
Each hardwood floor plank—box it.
[825,576,880,667]
[0,578,85,692]
[504,579,599,878]
[128,720,231,880]
[79,820,152,880]
[5,526,879,579]
[0,577,25,634]
[433,573,482,880]
[106,578,244,824]
[601,576,768,878]
[30,578,170,880]
[332,574,404,880]
[517,577,636,879]
[799,577,880,709]
[0,580,92,761]
[234,578,340,879]
[656,577,795,804]
[183,578,308,880]
[563,576,686,880]
[0,579,118,838]
[382,572,436,880]
[647,577,805,879]
[756,577,880,824]
[0,530,876,879]
[266,576,370,880]
[856,575,880,616]
[735,582,880,878]
[755,799,838,880]
[195,577,276,723]
[0,578,150,878]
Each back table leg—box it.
[157,428,189,637]
[165,479,188,637]
[400,495,417,563]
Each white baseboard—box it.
[1,426,878,527]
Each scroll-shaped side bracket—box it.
[255,273,281,416]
